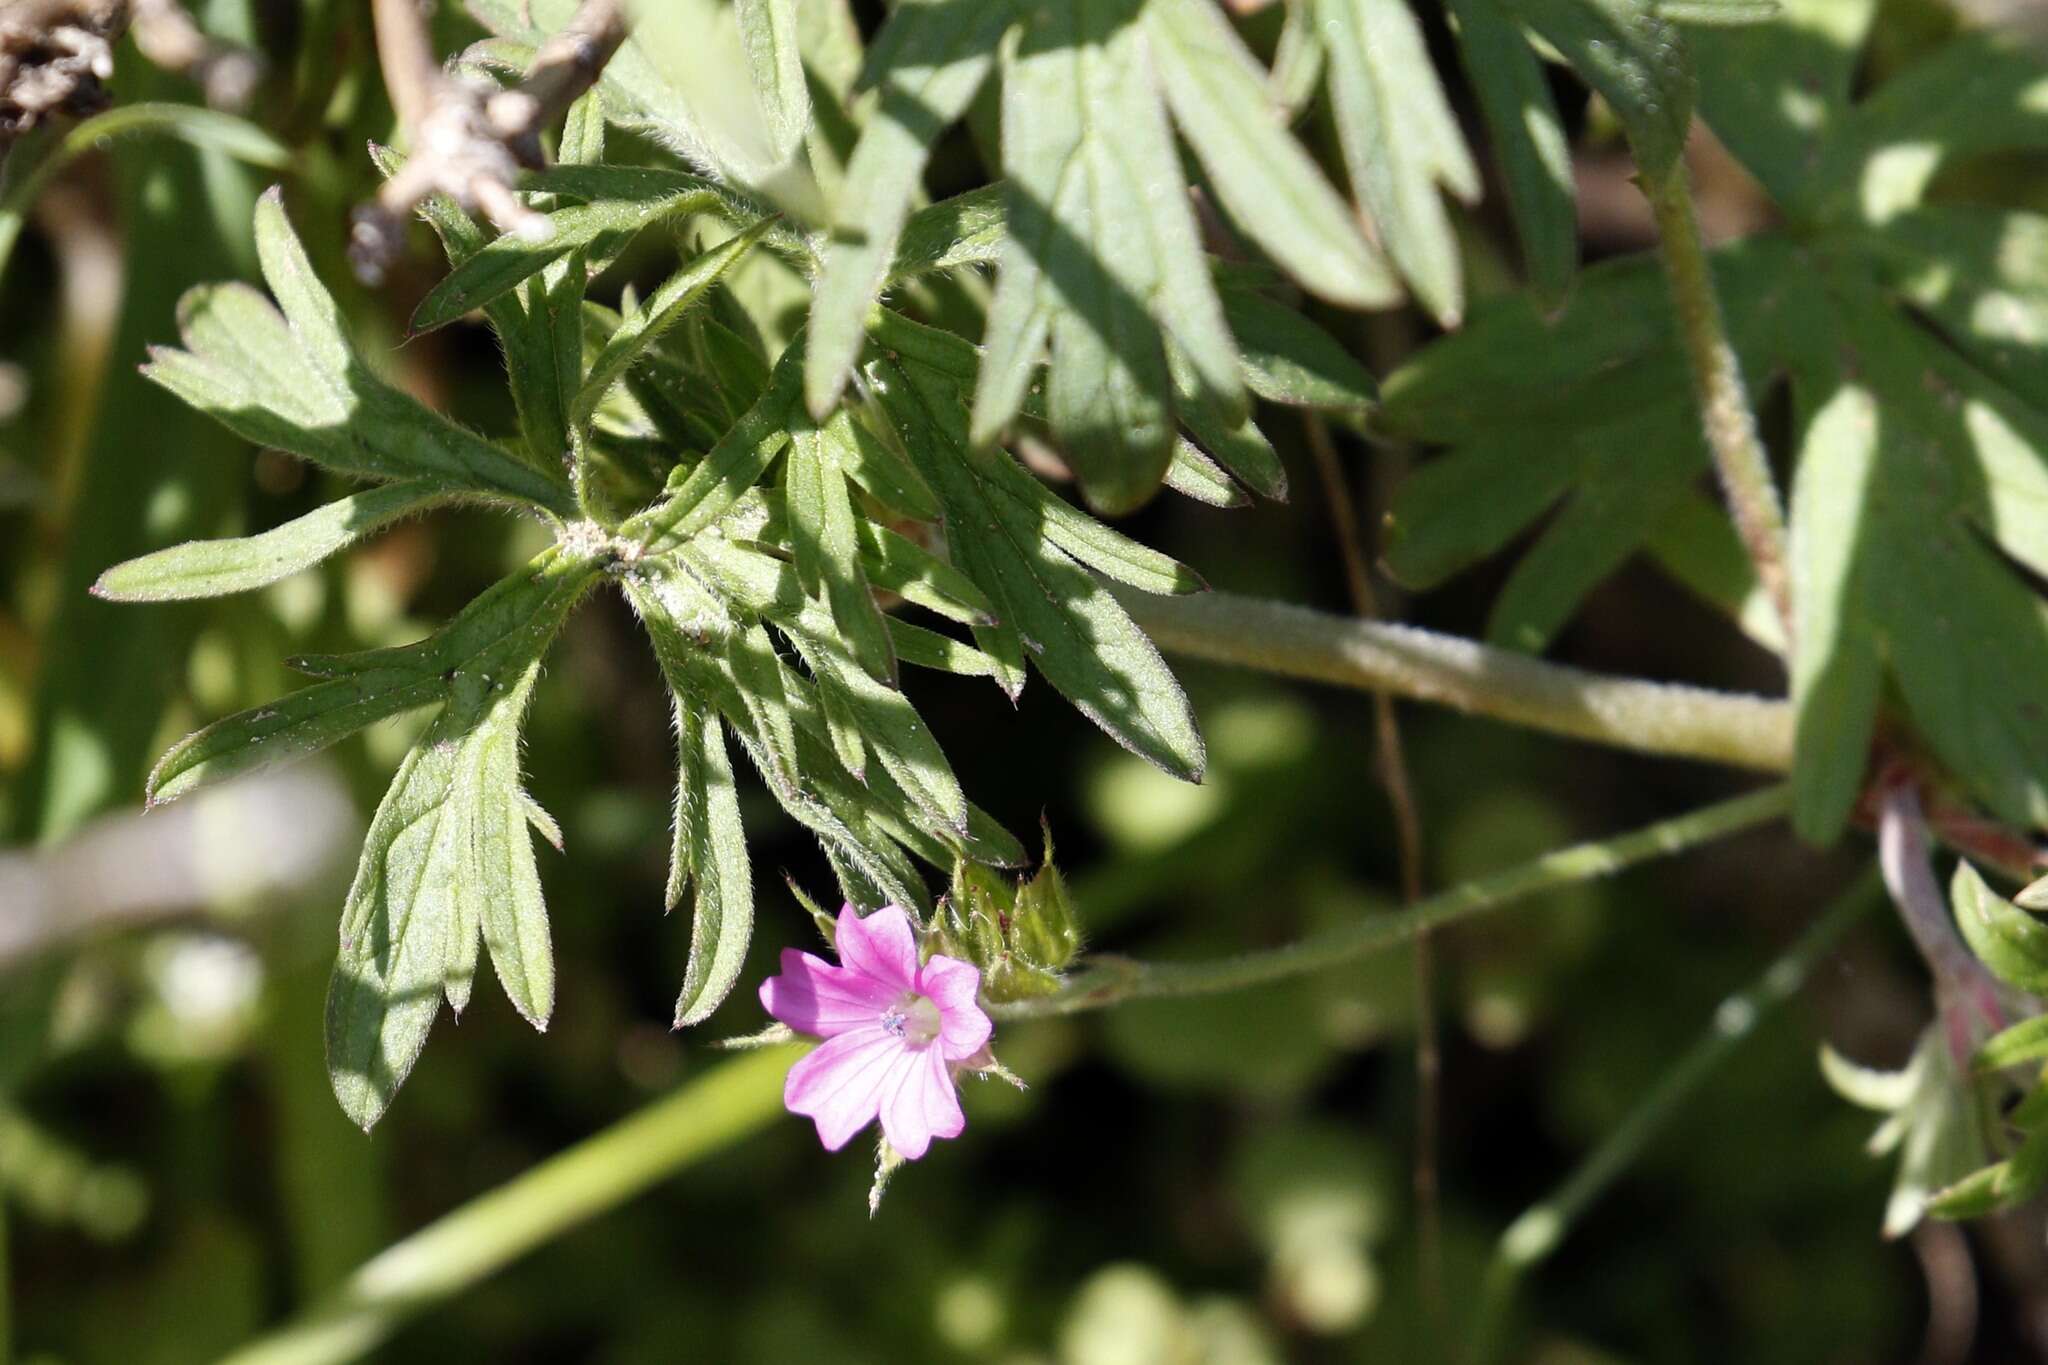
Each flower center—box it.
[878,992,943,1047]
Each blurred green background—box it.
[1,0,2033,1361]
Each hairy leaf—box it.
[1315,0,1480,325]
[94,480,453,602]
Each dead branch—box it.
[349,0,627,284]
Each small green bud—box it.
[932,822,1084,1003]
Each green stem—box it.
[993,786,1791,1021]
[1,1188,11,1365]
[1467,868,1882,1363]
[1644,167,1794,643]
[221,1046,799,1365]
[1118,590,1793,773]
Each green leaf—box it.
[803,0,1013,417]
[1220,283,1377,412]
[148,549,598,803]
[1976,1016,2048,1073]
[786,605,968,833]
[93,480,452,602]
[410,171,723,333]
[1928,1126,2048,1220]
[1496,0,1694,183]
[1688,0,1876,212]
[145,193,572,512]
[327,658,555,1131]
[1952,861,2048,997]
[887,617,1004,677]
[737,0,811,162]
[973,0,1243,515]
[1808,31,2048,226]
[1786,281,2048,839]
[471,0,800,186]
[573,215,778,429]
[856,519,998,627]
[1142,0,1396,311]
[627,337,805,553]
[785,412,897,683]
[636,572,938,909]
[1447,0,1577,299]
[1170,344,1288,502]
[868,330,1206,782]
[892,185,1007,279]
[668,699,755,1026]
[1314,0,1480,326]
[1163,440,1251,509]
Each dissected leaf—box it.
[668,698,755,1026]
[866,317,1206,782]
[737,0,810,162]
[1447,0,1576,299]
[144,192,571,512]
[1314,0,1480,325]
[1497,0,1694,182]
[327,656,556,1131]
[804,0,1013,417]
[94,480,453,602]
[148,549,599,803]
[410,169,725,332]
[1142,0,1396,310]
[974,0,1245,515]
[573,215,779,428]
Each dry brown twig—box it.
[0,0,258,145]
[350,0,628,283]
[0,0,123,140]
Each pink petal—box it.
[832,903,919,992]
[759,948,898,1038]
[917,954,992,1061]
[878,1043,964,1160]
[783,1027,904,1151]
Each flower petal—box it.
[759,948,898,1038]
[878,1043,964,1160]
[917,954,992,1061]
[783,1026,903,1151]
[833,903,919,992]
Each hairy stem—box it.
[993,786,1791,1021]
[220,1046,797,1365]
[1119,589,1794,772]
[1645,167,1794,645]
[1469,868,1880,1363]
[1304,413,1441,1319]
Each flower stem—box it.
[1118,589,1793,772]
[219,1046,799,1365]
[1467,867,1881,1363]
[1644,166,1794,645]
[992,786,1792,1021]
[1303,413,1443,1322]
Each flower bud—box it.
[932,822,1083,1003]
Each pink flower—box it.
[759,903,992,1159]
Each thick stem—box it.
[993,786,1791,1021]
[1645,168,1794,645]
[1304,413,1441,1319]
[220,1046,797,1365]
[1119,589,1794,772]
[1469,868,1881,1363]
